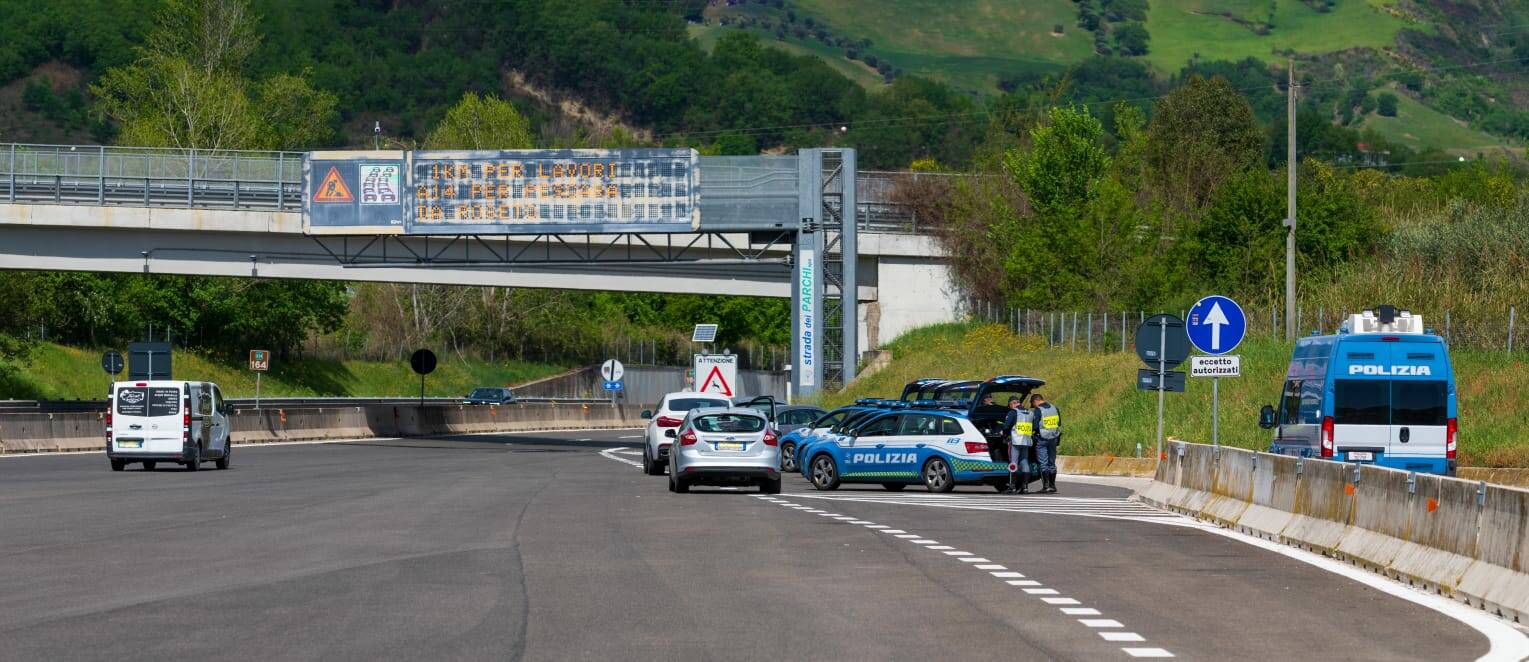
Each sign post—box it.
[601,358,625,404]
[1186,295,1247,451]
[410,349,437,407]
[101,351,124,396]
[249,350,271,409]
[1135,314,1188,466]
[693,354,739,398]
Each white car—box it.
[640,391,731,475]
[107,380,231,472]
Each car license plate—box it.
[716,442,745,451]
[1348,451,1374,461]
[117,439,142,448]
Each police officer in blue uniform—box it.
[1030,393,1062,493]
[1002,396,1032,494]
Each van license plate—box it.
[716,442,745,451]
[118,439,142,448]
[1348,451,1373,461]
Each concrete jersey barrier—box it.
[1137,441,1529,624]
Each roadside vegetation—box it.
[0,343,566,401]
[827,323,1529,468]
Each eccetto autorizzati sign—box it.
[304,148,700,235]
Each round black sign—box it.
[410,349,437,375]
[1134,314,1190,370]
[101,351,125,375]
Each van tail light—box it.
[679,430,698,446]
[763,429,779,446]
[1446,418,1457,460]
[105,410,112,443]
[1320,416,1334,458]
[656,415,683,428]
[183,395,192,442]
[964,441,989,454]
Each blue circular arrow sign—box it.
[1186,295,1246,355]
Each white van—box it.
[106,380,231,472]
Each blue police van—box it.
[1259,306,1457,475]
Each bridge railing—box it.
[2,143,304,213]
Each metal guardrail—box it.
[2,143,304,213]
[0,396,611,414]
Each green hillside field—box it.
[0,344,568,401]
[1359,88,1523,157]
[825,323,1529,467]
[1143,0,1417,72]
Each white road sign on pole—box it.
[693,354,738,397]
[600,359,625,383]
[1189,355,1241,378]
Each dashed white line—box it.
[1023,588,1060,595]
[894,534,920,539]
[864,525,888,529]
[1042,598,1081,605]
[879,529,906,534]
[1006,580,1041,587]
[991,572,1025,578]
[1123,648,1174,658]
[959,557,991,563]
[926,545,954,550]
[1079,619,1124,628]
[848,520,873,524]
[1102,632,1146,642]
[1061,608,1101,616]
[910,539,938,544]
[974,564,1006,570]
[942,551,972,557]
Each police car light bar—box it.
[1341,307,1423,335]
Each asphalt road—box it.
[0,430,1504,661]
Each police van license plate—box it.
[117,439,142,448]
[1348,451,1374,461]
[715,442,745,451]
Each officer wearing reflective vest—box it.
[1030,393,1062,493]
[1002,396,1032,494]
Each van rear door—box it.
[1388,341,1450,461]
[1331,340,1393,460]
[113,383,184,452]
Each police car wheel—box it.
[880,483,907,492]
[781,443,797,472]
[809,455,840,491]
[922,458,955,493]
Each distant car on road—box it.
[107,380,231,472]
[779,404,874,473]
[463,387,516,405]
[640,391,732,475]
[668,407,782,494]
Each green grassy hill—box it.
[826,323,1528,468]
[0,344,568,401]
[1142,0,1414,72]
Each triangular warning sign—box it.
[699,365,733,397]
[313,166,353,203]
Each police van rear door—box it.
[1332,341,1393,460]
[1387,340,1449,462]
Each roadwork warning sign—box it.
[313,166,354,203]
[694,354,738,397]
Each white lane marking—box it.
[1042,597,1080,605]
[1122,648,1174,658]
[833,516,857,520]
[848,520,873,524]
[1062,608,1101,616]
[894,534,920,539]
[879,529,907,534]
[802,509,825,513]
[598,447,643,467]
[782,491,1190,525]
[576,438,593,442]
[1102,632,1146,642]
[927,545,954,550]
[1007,580,1042,587]
[864,525,888,529]
[959,557,991,563]
[974,564,1007,570]
[1024,588,1059,595]
[910,539,938,544]
[1194,524,1529,662]
[619,434,643,439]
[817,513,840,517]
[943,551,972,557]
[991,572,1025,578]
[1079,619,1123,628]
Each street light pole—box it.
[1285,57,1298,341]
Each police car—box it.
[797,407,1009,492]
[791,402,900,473]
[899,378,949,401]
[1260,306,1457,475]
[778,403,881,473]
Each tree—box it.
[1115,23,1149,56]
[1190,169,1285,293]
[1377,92,1398,117]
[255,73,338,149]
[145,0,259,75]
[1146,75,1264,218]
[423,93,533,150]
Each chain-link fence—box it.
[966,300,1527,353]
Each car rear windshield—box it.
[116,387,181,417]
[1334,380,1447,426]
[668,398,728,412]
[692,413,766,433]
[468,388,501,399]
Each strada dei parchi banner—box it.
[303,148,700,235]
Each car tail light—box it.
[183,395,192,443]
[763,429,779,446]
[679,431,698,446]
[105,410,112,443]
[1446,417,1457,460]
[1321,416,1334,458]
[964,441,988,454]
[656,415,683,428]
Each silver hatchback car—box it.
[667,407,782,494]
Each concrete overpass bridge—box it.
[0,143,963,391]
